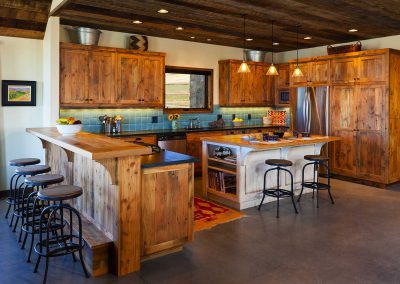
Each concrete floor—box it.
[2,179,400,284]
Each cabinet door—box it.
[357,55,387,84]
[290,63,309,86]
[277,64,290,88]
[252,65,273,105]
[330,57,357,85]
[356,84,387,181]
[310,60,329,85]
[60,48,89,105]
[141,55,164,107]
[229,62,249,105]
[88,51,115,104]
[330,85,358,176]
[115,54,142,105]
[141,164,192,256]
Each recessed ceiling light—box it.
[132,20,142,24]
[348,28,358,32]
[246,38,253,41]
[304,36,312,40]
[158,9,169,14]
[207,38,212,41]
[190,36,195,39]
[273,42,279,46]
[176,26,184,31]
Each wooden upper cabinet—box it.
[60,43,165,108]
[330,57,358,85]
[116,53,142,105]
[219,60,274,107]
[60,48,89,105]
[309,60,329,85]
[276,64,290,88]
[141,55,164,107]
[88,51,115,104]
[357,54,387,84]
[290,62,309,86]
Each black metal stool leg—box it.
[316,162,320,208]
[288,170,298,214]
[326,160,335,204]
[276,167,280,218]
[298,163,307,202]
[33,255,41,273]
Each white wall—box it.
[60,27,244,104]
[276,35,400,62]
[0,36,44,188]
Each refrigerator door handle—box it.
[303,88,311,132]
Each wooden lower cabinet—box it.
[141,163,194,257]
[115,134,157,145]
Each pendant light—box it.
[292,25,304,77]
[238,14,251,73]
[267,20,279,76]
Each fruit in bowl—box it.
[56,117,83,136]
[232,117,244,127]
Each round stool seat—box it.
[9,158,40,167]
[25,174,64,186]
[265,159,293,167]
[15,165,51,176]
[304,155,329,162]
[38,185,83,201]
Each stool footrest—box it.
[302,182,330,190]
[263,188,293,198]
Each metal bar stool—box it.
[297,155,334,208]
[6,158,40,220]
[11,165,51,232]
[21,174,65,262]
[33,185,89,284]
[258,159,298,218]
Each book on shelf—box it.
[208,169,236,194]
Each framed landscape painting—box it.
[2,80,36,106]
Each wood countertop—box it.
[201,134,340,149]
[27,127,151,160]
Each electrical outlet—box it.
[248,114,252,120]
[232,114,236,120]
[152,116,158,123]
[217,114,222,120]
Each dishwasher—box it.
[157,133,187,154]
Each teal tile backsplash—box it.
[60,105,290,133]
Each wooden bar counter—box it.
[27,128,195,277]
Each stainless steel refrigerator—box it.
[295,86,329,136]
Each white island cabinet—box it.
[201,135,340,210]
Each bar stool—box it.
[258,159,298,218]
[33,185,89,284]
[297,155,334,208]
[11,165,51,231]
[21,174,64,262]
[6,158,40,219]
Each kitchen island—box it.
[27,128,196,277]
[201,135,340,210]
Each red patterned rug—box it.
[194,197,244,232]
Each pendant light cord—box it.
[296,25,299,66]
[271,20,274,64]
[243,14,246,61]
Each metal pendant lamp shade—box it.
[267,20,279,76]
[238,14,251,73]
[292,25,304,77]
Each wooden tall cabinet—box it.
[219,60,274,106]
[329,49,399,185]
[60,43,165,108]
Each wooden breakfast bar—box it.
[201,135,340,210]
[27,128,195,277]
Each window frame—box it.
[163,65,213,114]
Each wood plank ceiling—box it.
[0,0,52,39]
[53,0,400,51]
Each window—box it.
[164,66,213,113]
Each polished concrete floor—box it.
[2,179,400,284]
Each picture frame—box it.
[1,80,36,106]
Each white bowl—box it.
[56,124,83,136]
[232,121,244,127]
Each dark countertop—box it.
[97,124,289,137]
[140,150,199,169]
